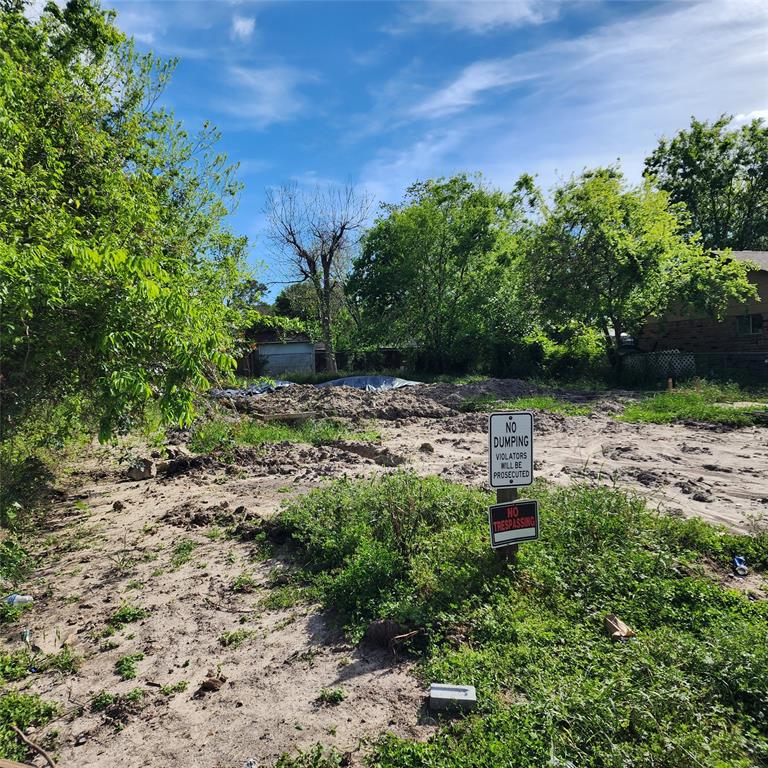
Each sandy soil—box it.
[4,379,767,767]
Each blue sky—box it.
[101,0,767,294]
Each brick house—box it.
[637,251,768,363]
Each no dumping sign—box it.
[488,499,539,547]
[488,411,533,488]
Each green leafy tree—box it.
[644,115,768,250]
[0,0,251,440]
[350,175,528,372]
[525,168,757,366]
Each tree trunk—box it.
[321,275,337,374]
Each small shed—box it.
[237,330,315,377]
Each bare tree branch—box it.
[265,183,371,372]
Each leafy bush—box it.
[0,691,58,762]
[277,474,768,766]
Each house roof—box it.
[731,250,768,272]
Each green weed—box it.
[115,652,144,680]
[170,539,198,569]
[107,602,150,630]
[274,743,347,767]
[260,584,308,610]
[219,630,252,648]
[0,691,58,762]
[276,473,768,767]
[188,414,380,454]
[231,571,258,593]
[160,680,188,696]
[91,691,117,712]
[316,688,345,706]
[0,647,80,683]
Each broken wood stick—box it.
[9,725,57,768]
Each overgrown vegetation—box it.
[0,691,58,762]
[276,473,768,766]
[622,380,767,426]
[187,415,379,454]
[0,647,80,684]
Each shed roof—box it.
[731,250,768,272]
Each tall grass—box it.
[188,416,379,454]
[622,380,767,426]
[276,473,768,767]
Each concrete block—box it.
[429,683,477,712]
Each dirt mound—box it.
[426,377,537,409]
[223,378,538,422]
[236,384,455,420]
[162,499,256,529]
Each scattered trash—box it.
[316,375,419,391]
[21,628,32,647]
[733,556,749,577]
[604,614,636,642]
[32,626,75,655]
[261,410,316,424]
[428,683,477,712]
[4,594,33,607]
[244,760,258,768]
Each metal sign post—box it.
[495,487,518,562]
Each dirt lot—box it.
[5,379,768,767]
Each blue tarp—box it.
[210,379,293,398]
[315,375,420,391]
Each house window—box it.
[736,313,764,336]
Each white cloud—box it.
[412,60,538,118]
[219,66,312,128]
[405,0,561,33]
[361,0,768,200]
[734,109,768,122]
[231,15,256,42]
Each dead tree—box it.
[266,184,371,373]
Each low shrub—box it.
[0,691,58,762]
